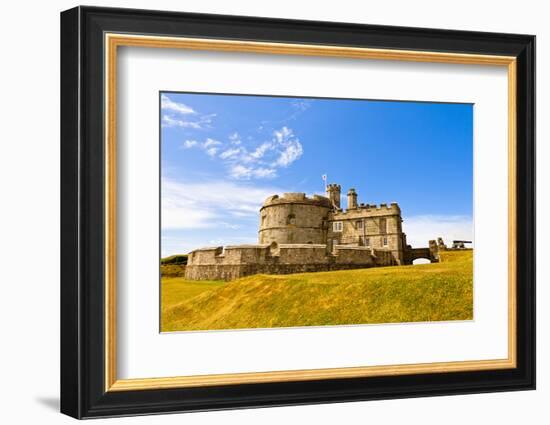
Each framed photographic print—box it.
[60,6,535,419]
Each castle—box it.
[185,184,441,281]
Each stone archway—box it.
[408,247,437,264]
[412,258,431,265]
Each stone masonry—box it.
[185,183,438,280]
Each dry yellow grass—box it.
[161,250,473,332]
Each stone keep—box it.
[259,185,408,264]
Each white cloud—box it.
[273,126,292,143]
[205,147,219,157]
[253,167,277,178]
[181,138,222,157]
[228,164,277,180]
[161,94,215,130]
[161,178,282,230]
[403,215,473,248]
[171,119,304,180]
[203,138,222,148]
[178,126,303,180]
[221,126,303,179]
[162,114,202,129]
[250,142,272,159]
[183,140,198,148]
[229,132,242,145]
[271,126,303,167]
[229,165,253,179]
[273,140,303,167]
[219,148,242,160]
[161,94,196,115]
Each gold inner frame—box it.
[104,33,517,392]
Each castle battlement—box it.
[333,203,401,218]
[261,192,332,209]
[191,246,224,253]
[357,202,400,211]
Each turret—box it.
[347,188,357,209]
[326,183,341,209]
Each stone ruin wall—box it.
[184,243,394,281]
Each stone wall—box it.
[372,249,395,266]
[185,242,397,281]
[184,262,385,281]
[278,244,327,264]
[333,245,375,265]
[327,203,405,264]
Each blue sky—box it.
[161,92,473,257]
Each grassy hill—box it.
[161,250,473,332]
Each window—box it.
[379,218,387,234]
[356,220,363,230]
[362,237,370,247]
[261,215,266,225]
[383,237,388,247]
[332,221,343,232]
[287,214,296,225]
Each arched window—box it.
[287,214,296,225]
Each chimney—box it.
[347,188,358,209]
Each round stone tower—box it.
[258,193,332,245]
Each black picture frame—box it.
[61,5,535,419]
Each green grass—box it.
[161,250,473,332]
